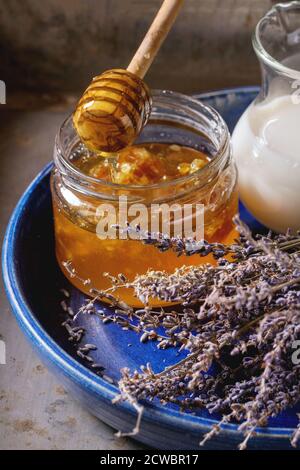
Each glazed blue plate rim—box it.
[2,86,295,440]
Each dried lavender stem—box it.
[63,218,300,449]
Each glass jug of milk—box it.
[232,1,300,233]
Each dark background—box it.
[0,0,285,106]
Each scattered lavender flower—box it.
[67,217,300,449]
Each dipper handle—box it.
[127,0,184,78]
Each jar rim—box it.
[55,89,231,192]
[252,1,300,79]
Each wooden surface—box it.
[0,103,143,450]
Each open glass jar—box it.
[51,90,238,306]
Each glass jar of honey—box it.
[51,90,238,306]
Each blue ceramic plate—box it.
[2,87,299,450]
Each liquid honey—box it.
[52,143,238,306]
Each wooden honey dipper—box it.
[73,0,184,154]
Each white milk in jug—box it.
[232,95,300,233]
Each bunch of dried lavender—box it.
[72,217,300,449]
